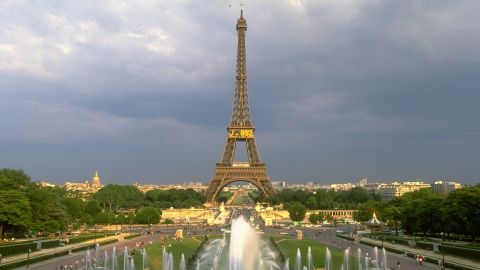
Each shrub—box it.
[164,218,174,224]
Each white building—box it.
[431,180,462,195]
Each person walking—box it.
[396,260,401,269]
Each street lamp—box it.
[26,230,32,268]
[381,223,384,247]
[441,231,445,270]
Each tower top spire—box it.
[231,3,250,127]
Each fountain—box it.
[344,247,350,270]
[95,243,100,264]
[179,254,186,270]
[194,216,279,270]
[295,248,302,270]
[85,249,91,270]
[162,247,174,270]
[123,246,128,270]
[307,246,312,270]
[112,246,117,270]
[104,250,108,269]
[325,247,332,270]
[142,248,147,270]
[382,247,387,269]
[357,248,362,270]
[283,258,290,270]
[130,257,134,270]
[373,247,379,269]
[365,254,369,270]
[229,217,260,270]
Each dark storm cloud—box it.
[1,1,479,184]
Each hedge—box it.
[66,233,113,245]
[124,233,141,240]
[358,240,403,255]
[439,244,480,260]
[39,239,60,249]
[70,239,119,253]
[99,239,118,246]
[336,234,355,241]
[0,250,69,270]
[0,242,38,257]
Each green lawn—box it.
[105,235,357,270]
[232,195,252,205]
[144,237,202,270]
[275,238,357,270]
[109,237,203,270]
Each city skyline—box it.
[1,1,480,184]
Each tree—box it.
[309,212,324,224]
[382,197,404,236]
[0,168,32,190]
[317,212,324,223]
[135,207,160,224]
[62,197,85,222]
[85,200,102,218]
[80,214,95,227]
[216,191,233,204]
[353,200,383,222]
[0,169,34,239]
[93,184,124,212]
[305,196,318,209]
[325,214,334,225]
[382,204,402,236]
[0,190,32,239]
[96,212,115,225]
[286,202,306,224]
[144,189,205,209]
[122,185,144,209]
[444,186,480,242]
[400,189,441,236]
[27,186,68,234]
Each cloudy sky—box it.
[1,0,479,185]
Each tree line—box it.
[270,185,480,242]
[371,187,480,242]
[0,169,205,238]
[260,185,480,242]
[266,187,382,209]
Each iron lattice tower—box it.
[205,11,275,203]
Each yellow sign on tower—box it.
[228,128,254,139]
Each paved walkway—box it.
[0,234,129,266]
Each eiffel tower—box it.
[205,10,275,203]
